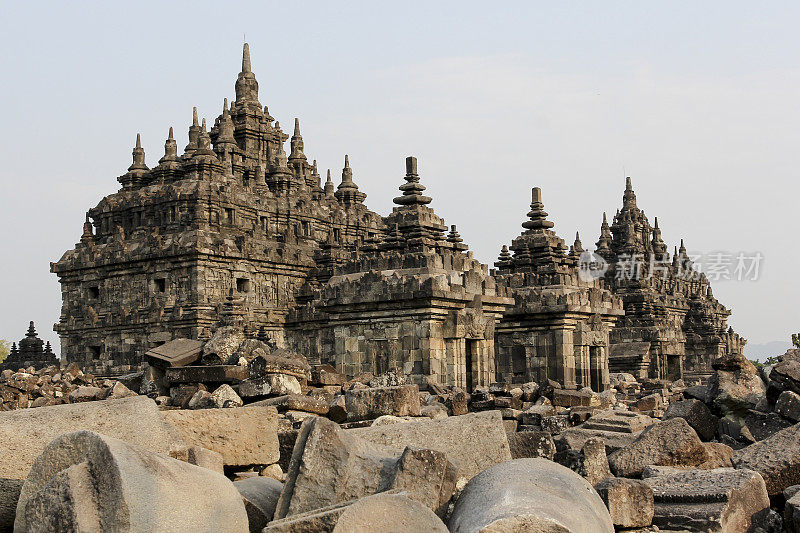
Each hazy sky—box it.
[1,2,798,359]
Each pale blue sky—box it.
[1,1,799,358]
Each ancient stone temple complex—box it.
[2,322,58,371]
[51,44,744,387]
[594,178,745,383]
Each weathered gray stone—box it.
[608,417,709,478]
[268,374,302,396]
[165,364,250,384]
[581,409,655,433]
[509,430,556,460]
[161,405,279,467]
[643,468,771,533]
[248,393,329,415]
[145,338,203,367]
[709,353,767,418]
[556,427,642,455]
[0,396,185,481]
[211,383,243,408]
[344,385,421,421]
[595,477,654,528]
[274,417,456,519]
[386,446,457,517]
[786,490,800,533]
[350,410,512,486]
[185,445,225,474]
[235,476,283,532]
[332,491,449,533]
[664,398,718,441]
[15,430,248,532]
[448,458,614,532]
[202,326,245,365]
[187,389,215,409]
[777,390,800,422]
[734,421,800,495]
[67,386,104,403]
[0,478,22,532]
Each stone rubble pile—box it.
[4,340,800,531]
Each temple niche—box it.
[288,157,514,388]
[493,188,624,391]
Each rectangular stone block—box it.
[162,406,279,467]
[345,385,421,421]
[0,396,185,480]
[165,365,249,384]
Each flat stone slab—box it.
[581,409,656,434]
[0,395,185,480]
[145,338,203,367]
[643,468,770,533]
[557,427,642,454]
[165,364,250,384]
[162,406,279,467]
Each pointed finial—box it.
[344,154,350,168]
[193,106,199,126]
[294,117,301,136]
[447,225,463,244]
[242,42,251,73]
[135,133,141,149]
[201,118,207,131]
[654,216,659,229]
[168,126,174,140]
[522,187,554,231]
[393,156,432,206]
[602,212,608,224]
[625,176,632,191]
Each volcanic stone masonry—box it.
[50,43,743,388]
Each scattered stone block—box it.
[235,476,283,532]
[211,383,243,408]
[0,396,185,480]
[644,468,771,533]
[332,491,449,533]
[664,398,718,441]
[557,427,641,455]
[248,394,329,415]
[188,389,215,409]
[777,391,800,423]
[387,446,457,517]
[162,405,279,467]
[185,446,225,474]
[350,410,512,486]
[145,338,203,367]
[786,491,800,533]
[541,414,569,434]
[420,403,448,419]
[274,417,455,519]
[595,477,654,528]
[552,388,594,408]
[15,430,248,532]
[520,404,556,426]
[581,409,655,433]
[734,421,800,495]
[608,417,709,478]
[344,385,421,422]
[447,458,613,532]
[165,365,250,384]
[311,364,345,386]
[67,386,104,403]
[202,326,246,365]
[509,430,556,460]
[249,351,311,381]
[709,353,767,418]
[268,374,302,395]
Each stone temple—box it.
[51,44,744,388]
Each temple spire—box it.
[159,127,179,164]
[289,117,306,161]
[128,133,148,172]
[521,187,554,231]
[242,42,252,73]
[622,176,637,209]
[324,169,335,197]
[80,213,94,244]
[335,155,366,205]
[235,43,260,105]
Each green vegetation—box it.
[0,339,9,364]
